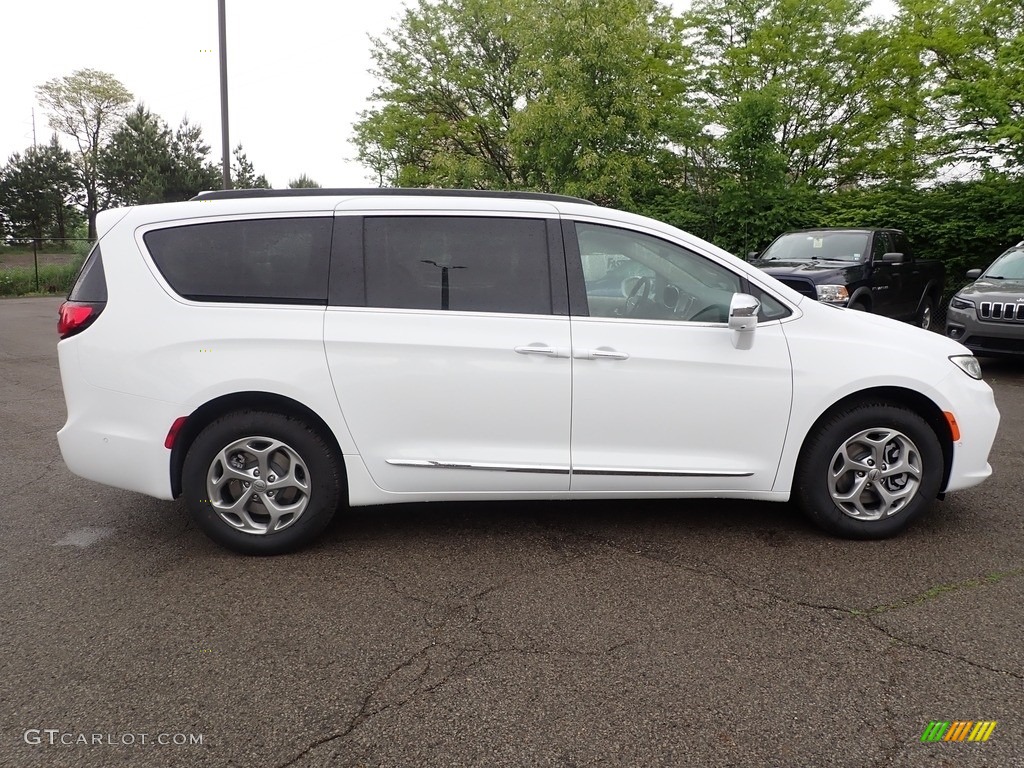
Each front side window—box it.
[143,217,332,304]
[364,216,551,314]
[576,223,742,323]
[871,232,890,261]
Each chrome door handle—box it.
[577,347,629,360]
[514,344,558,356]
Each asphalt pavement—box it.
[1,296,1021,768]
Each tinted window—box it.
[871,232,889,261]
[890,231,912,258]
[364,217,551,314]
[68,245,107,302]
[144,217,332,304]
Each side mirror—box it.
[965,268,982,280]
[882,252,905,263]
[747,251,759,261]
[729,293,760,349]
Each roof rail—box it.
[191,187,596,205]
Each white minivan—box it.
[56,189,1000,554]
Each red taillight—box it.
[164,417,188,449]
[58,301,102,339]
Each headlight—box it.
[816,284,850,303]
[950,296,974,310]
[950,355,983,379]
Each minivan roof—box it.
[193,188,597,205]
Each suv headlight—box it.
[816,285,849,303]
[950,296,974,310]
[950,355,983,379]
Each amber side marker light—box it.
[943,411,961,442]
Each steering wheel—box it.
[624,276,653,317]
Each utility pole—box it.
[31,107,37,147]
[218,0,232,189]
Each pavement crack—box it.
[868,616,1023,680]
[274,643,436,768]
[852,567,1024,616]
[542,523,852,614]
[20,454,62,490]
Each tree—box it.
[716,92,792,253]
[288,174,321,188]
[681,0,907,188]
[514,0,687,206]
[100,108,221,204]
[0,137,82,241]
[355,0,538,189]
[35,69,133,238]
[353,0,685,204]
[166,118,222,200]
[231,145,270,189]
[99,104,174,206]
[897,0,1024,171]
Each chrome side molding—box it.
[386,459,570,474]
[572,467,754,477]
[386,459,752,478]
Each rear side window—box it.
[363,216,551,314]
[143,217,332,304]
[68,245,107,302]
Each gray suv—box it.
[946,241,1024,357]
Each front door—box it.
[566,221,793,493]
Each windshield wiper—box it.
[983,274,1004,279]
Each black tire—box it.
[795,402,943,539]
[182,410,342,555]
[848,300,869,312]
[916,296,934,330]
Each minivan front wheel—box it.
[182,411,341,554]
[795,403,943,539]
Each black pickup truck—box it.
[750,228,946,329]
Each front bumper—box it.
[946,304,1024,356]
[936,367,1000,493]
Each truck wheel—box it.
[795,402,943,539]
[848,301,868,312]
[917,297,934,330]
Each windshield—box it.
[761,232,869,262]
[984,248,1024,279]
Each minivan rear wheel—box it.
[182,410,341,554]
[795,403,943,539]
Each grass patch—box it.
[0,258,83,297]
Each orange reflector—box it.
[943,411,961,442]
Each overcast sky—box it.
[0,0,895,189]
